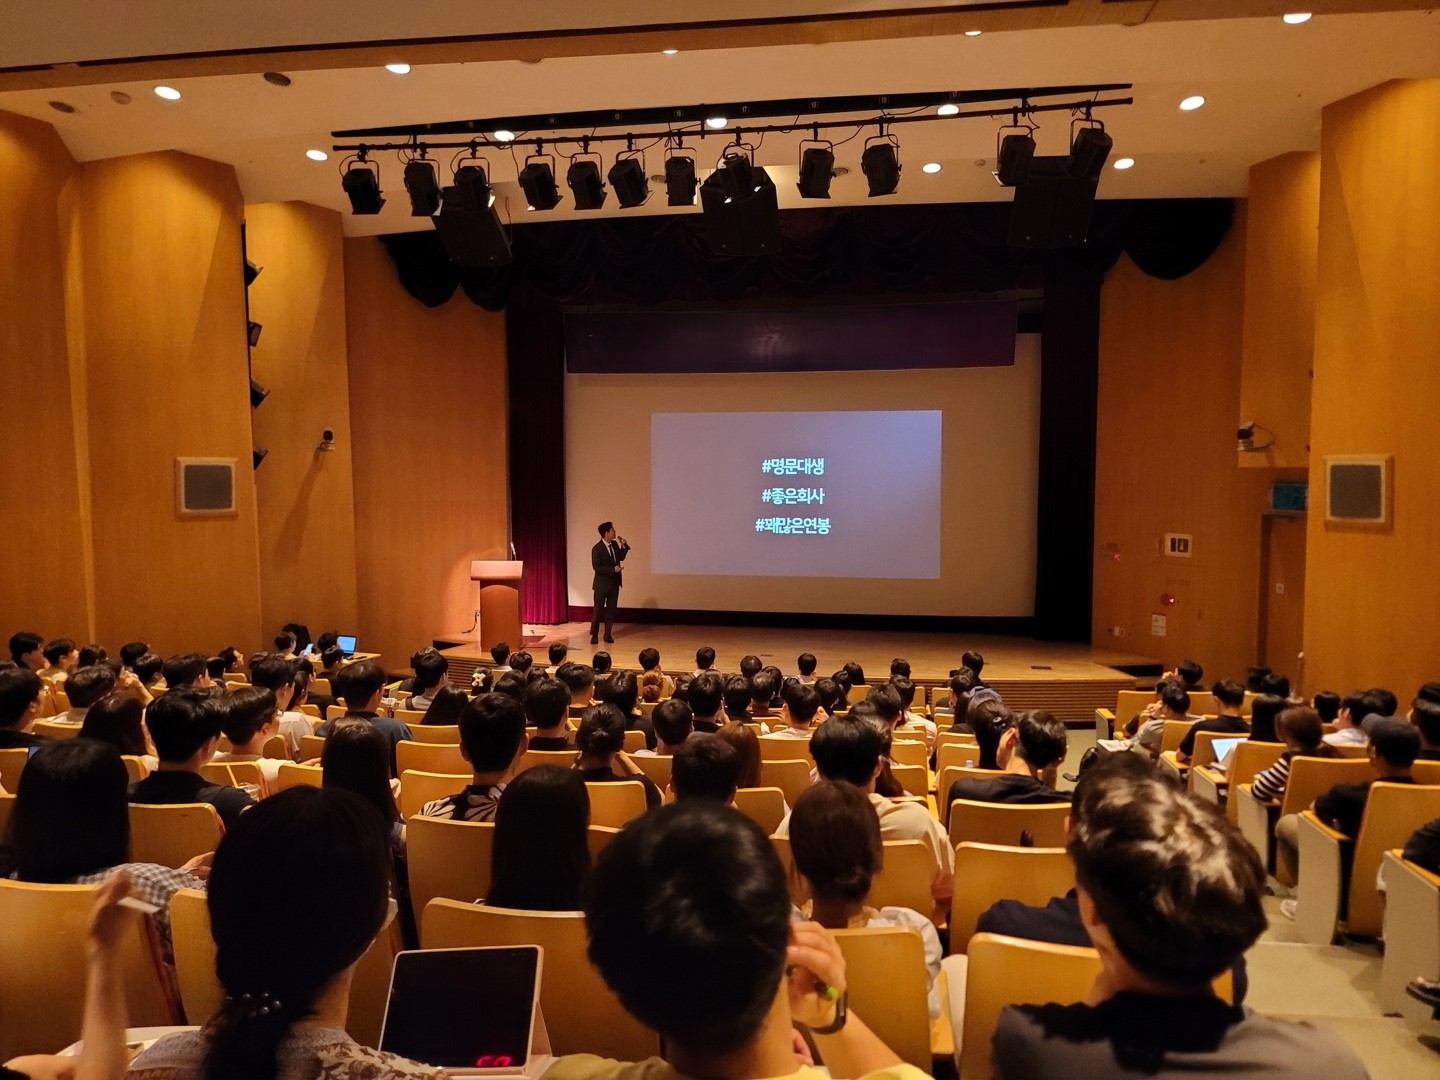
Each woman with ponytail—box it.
[788,780,942,1018]
[126,787,439,1079]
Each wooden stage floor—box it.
[438,622,1154,724]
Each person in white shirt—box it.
[888,676,936,753]
[211,684,286,789]
[545,642,569,676]
[637,698,694,757]
[39,637,80,686]
[637,647,675,698]
[50,663,118,724]
[796,651,819,685]
[688,672,726,734]
[692,645,718,677]
[405,648,449,711]
[249,653,312,757]
[763,683,822,740]
[1323,689,1394,748]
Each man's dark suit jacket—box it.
[592,539,630,592]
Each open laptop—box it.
[1211,736,1245,770]
[336,634,358,658]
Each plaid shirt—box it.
[71,862,206,963]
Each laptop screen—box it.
[337,634,358,654]
[1211,737,1245,768]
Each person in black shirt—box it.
[0,667,46,751]
[573,703,662,809]
[1409,693,1440,760]
[1404,816,1440,875]
[128,689,254,830]
[948,709,1069,812]
[524,677,577,752]
[1175,679,1250,765]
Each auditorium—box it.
[3,3,1440,1077]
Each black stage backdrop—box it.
[381,199,1233,640]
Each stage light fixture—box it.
[996,130,1036,187]
[403,157,442,216]
[664,152,698,205]
[1069,123,1113,181]
[253,448,269,470]
[244,258,261,286]
[861,135,901,197]
[249,379,270,409]
[341,158,385,214]
[434,169,512,268]
[567,155,608,210]
[797,143,836,199]
[451,161,494,209]
[608,152,651,208]
[700,148,781,257]
[518,152,562,210]
[247,321,263,348]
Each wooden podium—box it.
[470,560,524,651]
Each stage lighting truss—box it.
[860,129,901,197]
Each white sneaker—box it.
[1279,898,1298,920]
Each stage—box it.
[436,623,1157,725]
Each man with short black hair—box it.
[688,672,726,733]
[994,769,1361,1077]
[557,662,597,710]
[1175,658,1204,692]
[250,654,310,756]
[547,642,569,675]
[162,653,212,691]
[1410,693,1440,760]
[510,650,535,676]
[723,675,755,726]
[961,650,986,684]
[133,652,165,689]
[49,664,118,725]
[641,698,695,757]
[274,630,298,659]
[9,632,43,672]
[130,689,254,829]
[865,683,903,728]
[693,646,717,677]
[1176,679,1250,764]
[419,693,529,821]
[796,652,818,683]
[0,667,46,748]
[739,654,763,680]
[119,641,150,670]
[764,683,822,740]
[890,657,911,679]
[668,733,742,804]
[40,638,79,685]
[750,670,780,718]
[590,521,629,644]
[1325,688,1389,747]
[888,676,935,752]
[406,649,449,711]
[316,658,413,773]
[489,641,512,674]
[524,677,576,751]
[814,677,844,720]
[592,651,613,676]
[1132,680,1192,757]
[949,710,1069,807]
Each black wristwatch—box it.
[807,991,848,1035]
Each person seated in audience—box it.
[688,671,726,734]
[592,651,613,676]
[420,686,467,727]
[492,669,528,702]
[550,802,921,1080]
[132,651,165,689]
[598,669,656,750]
[693,645,718,677]
[248,654,309,756]
[488,640,512,675]
[488,765,591,911]
[668,733,742,805]
[573,703,663,809]
[38,637,79,685]
[944,669,976,729]
[49,663,117,724]
[790,780,941,1017]
[670,671,693,700]
[322,718,404,858]
[1245,693,1288,744]
[1404,814,1440,875]
[1312,688,1341,725]
[81,692,158,772]
[0,739,208,967]
[888,657,910,680]
[842,661,866,688]
[401,648,449,712]
[546,641,569,675]
[830,670,854,711]
[723,675,756,726]
[129,689,254,829]
[78,644,108,668]
[637,647,675,698]
[1245,664,1272,693]
[864,682,904,733]
[640,669,666,703]
[638,698,694,757]
[948,710,1070,809]
[509,649,535,677]
[119,639,150,671]
[1174,657,1205,693]
[316,659,414,775]
[126,786,436,1079]
[1129,680,1192,757]
[750,670,781,717]
[1323,689,1377,747]
[764,682,822,740]
[1175,678,1250,765]
[783,712,954,918]
[419,693,528,821]
[1412,688,1440,760]
[717,720,764,791]
[0,667,46,749]
[524,677,577,751]
[1278,717,1422,914]
[205,655,231,685]
[211,686,285,787]
[992,766,1361,1079]
[738,654,762,680]
[966,699,1017,770]
[272,629,299,660]
[848,702,908,800]
[216,645,244,675]
[316,644,345,681]
[797,651,818,684]
[8,632,43,672]
[161,652,212,691]
[1250,706,1339,804]
[889,676,935,752]
[558,661,597,711]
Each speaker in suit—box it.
[591,523,630,644]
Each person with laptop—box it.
[1174,679,1250,766]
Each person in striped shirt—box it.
[1251,706,1339,804]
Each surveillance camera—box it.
[323,429,334,442]
[318,429,336,453]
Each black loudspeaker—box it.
[700,165,781,256]
[1008,156,1098,248]
[433,186,513,267]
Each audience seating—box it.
[1157,719,1195,755]
[948,799,1069,849]
[1158,730,1227,781]
[949,842,1075,955]
[936,765,1005,806]
[622,729,647,753]
[0,792,13,838]
[1294,782,1440,943]
[199,760,265,793]
[299,703,323,720]
[760,758,813,808]
[1333,743,1371,759]
[399,770,470,818]
[889,740,929,770]
[395,740,467,776]
[868,839,935,918]
[1379,851,1440,1020]
[760,737,815,764]
[586,824,621,863]
[516,749,581,775]
[936,743,987,776]
[833,926,935,1072]
[732,786,786,834]
[936,731,979,749]
[121,755,149,782]
[408,817,495,914]
[0,747,28,792]
[128,802,222,867]
[585,781,647,829]
[0,878,180,1059]
[630,753,673,791]
[170,887,400,1045]
[298,733,327,761]
[890,763,929,798]
[271,762,324,792]
[409,724,461,745]
[769,835,808,906]
[1235,757,1369,881]
[31,720,82,741]
[1190,741,1285,820]
[394,708,427,727]
[422,899,661,1062]
[310,677,332,695]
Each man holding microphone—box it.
[591,521,630,645]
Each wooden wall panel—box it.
[344,237,509,670]
[1305,79,1440,697]
[73,151,264,656]
[245,202,359,640]
[1092,217,1304,683]
[0,111,94,640]
[1238,151,1320,470]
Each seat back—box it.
[1416,761,1440,784]
[299,733,327,761]
[888,762,928,798]
[399,770,470,819]
[1347,782,1440,937]
[32,720,82,741]
[961,933,1102,1080]
[1225,741,1286,821]
[422,899,660,1061]
[770,834,807,905]
[1159,719,1195,754]
[394,708,428,728]
[396,740,466,776]
[623,729,647,753]
[1189,730,1230,769]
[759,735,815,763]
[121,755,150,782]
[272,762,324,792]
[0,747,29,792]
[950,843,1076,955]
[0,793,14,841]
[0,878,178,1059]
[129,802,222,868]
[868,840,934,917]
[408,816,495,914]
[889,740,928,770]
[516,749,580,775]
[733,786,786,834]
[200,761,265,793]
[260,733,290,760]
[832,927,932,1072]
[1334,743,1371,759]
[409,724,461,745]
[300,703,323,720]
[586,781,648,828]
[630,753,673,792]
[1280,757,1372,817]
[936,742,987,775]
[760,758,813,807]
[935,730,979,749]
[587,825,622,863]
[948,799,1069,849]
[1113,690,1156,729]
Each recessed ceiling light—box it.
[48,100,76,113]
[662,48,679,55]
[922,162,943,174]
[1113,157,1135,170]
[154,85,181,101]
[1283,12,1312,25]
[965,30,982,37]
[306,149,329,162]
[705,116,727,129]
[937,104,960,117]
[385,62,411,75]
[1179,95,1206,111]
[493,130,516,142]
